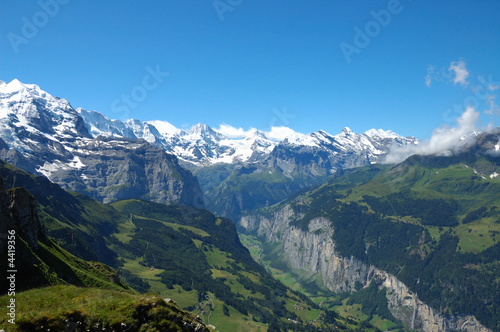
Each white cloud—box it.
[449,60,469,87]
[215,123,305,142]
[425,65,434,87]
[266,126,304,141]
[383,106,481,164]
[215,124,257,139]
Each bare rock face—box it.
[42,136,205,207]
[240,205,491,332]
[6,187,43,250]
[0,178,44,253]
[0,134,205,208]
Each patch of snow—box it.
[69,156,85,169]
[147,120,180,136]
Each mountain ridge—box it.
[0,79,417,167]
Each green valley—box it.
[0,160,373,331]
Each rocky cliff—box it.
[0,177,44,254]
[0,136,205,208]
[240,205,491,332]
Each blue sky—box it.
[1,0,499,139]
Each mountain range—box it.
[0,79,204,207]
[79,103,419,169]
[0,79,417,218]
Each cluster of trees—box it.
[346,281,399,324]
[363,192,458,226]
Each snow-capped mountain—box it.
[78,106,416,168]
[77,110,278,166]
[76,108,276,166]
[203,126,418,220]
[265,127,418,179]
[0,79,204,207]
[0,79,418,170]
[0,79,92,150]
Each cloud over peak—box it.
[383,106,481,164]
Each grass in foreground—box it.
[0,285,213,331]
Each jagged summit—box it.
[187,123,227,142]
[340,126,354,135]
[364,128,401,139]
[0,79,417,167]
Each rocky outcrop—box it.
[240,205,491,332]
[43,136,205,207]
[0,177,44,253]
[0,133,205,208]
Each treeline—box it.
[363,192,458,226]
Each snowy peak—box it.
[146,120,180,136]
[246,129,268,140]
[310,130,335,144]
[1,79,69,108]
[340,127,354,135]
[364,128,401,140]
[187,123,226,141]
[0,79,90,151]
[77,108,131,138]
[125,118,164,144]
[2,79,30,95]
[0,79,418,167]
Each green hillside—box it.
[243,152,500,330]
[0,285,213,331]
[108,199,371,331]
[0,236,130,294]
[0,160,374,331]
[204,164,326,221]
[0,159,126,266]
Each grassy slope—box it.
[0,160,126,265]
[344,159,500,253]
[0,235,131,297]
[0,161,378,331]
[0,285,212,331]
